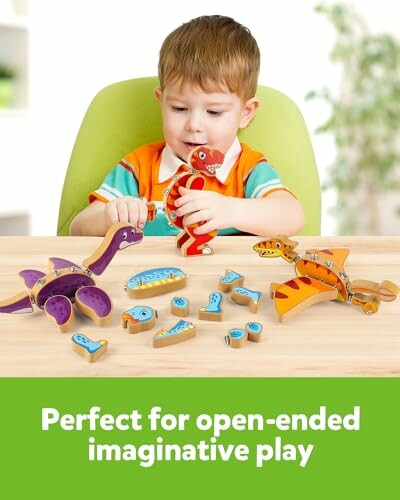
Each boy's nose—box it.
[184,113,203,133]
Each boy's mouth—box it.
[183,141,207,148]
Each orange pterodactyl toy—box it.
[253,235,399,322]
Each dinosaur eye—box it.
[199,151,206,160]
[275,242,281,248]
[140,310,147,317]
[131,228,136,235]
[123,231,128,239]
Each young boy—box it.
[70,15,304,237]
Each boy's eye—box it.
[171,106,187,112]
[207,110,223,116]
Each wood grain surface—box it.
[0,236,399,376]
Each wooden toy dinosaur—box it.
[163,146,225,256]
[253,235,400,322]
[0,223,143,331]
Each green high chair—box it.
[57,77,320,236]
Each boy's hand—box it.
[175,186,238,235]
[104,196,148,230]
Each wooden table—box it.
[0,236,399,376]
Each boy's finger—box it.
[194,220,215,235]
[183,209,208,227]
[118,202,129,223]
[105,204,119,225]
[175,192,191,207]
[137,202,148,229]
[127,202,139,227]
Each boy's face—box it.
[155,81,259,161]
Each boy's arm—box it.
[176,188,304,237]
[69,201,109,236]
[70,196,149,236]
[228,191,305,236]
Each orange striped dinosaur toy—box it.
[163,146,224,256]
[253,235,399,322]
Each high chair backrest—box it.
[57,77,320,235]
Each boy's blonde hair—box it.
[158,15,260,101]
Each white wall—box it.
[3,0,399,235]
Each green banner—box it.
[0,378,398,499]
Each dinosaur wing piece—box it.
[19,269,46,289]
[48,257,80,271]
[0,292,33,314]
[273,277,338,323]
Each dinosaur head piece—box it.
[188,146,225,177]
[112,224,144,250]
[252,235,299,262]
[83,223,144,276]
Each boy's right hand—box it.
[104,196,148,230]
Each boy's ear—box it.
[154,87,162,102]
[239,97,260,128]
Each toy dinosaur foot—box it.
[71,333,108,363]
[44,295,75,332]
[181,232,216,256]
[176,230,190,249]
[75,286,112,326]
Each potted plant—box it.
[0,62,16,108]
[306,3,400,235]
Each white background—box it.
[0,0,398,235]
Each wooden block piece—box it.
[245,321,263,342]
[125,267,187,298]
[225,322,263,348]
[0,291,33,314]
[153,320,196,348]
[199,291,223,321]
[44,295,75,333]
[122,305,157,334]
[75,286,113,326]
[218,269,245,293]
[224,328,248,349]
[273,277,338,323]
[231,286,261,313]
[71,333,108,362]
[171,297,190,317]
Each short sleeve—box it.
[89,159,139,203]
[244,161,292,199]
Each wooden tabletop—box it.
[0,235,399,376]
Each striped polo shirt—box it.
[89,138,291,236]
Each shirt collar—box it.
[158,137,242,184]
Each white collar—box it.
[158,137,242,184]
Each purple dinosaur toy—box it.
[0,222,143,331]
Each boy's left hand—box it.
[175,186,237,235]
